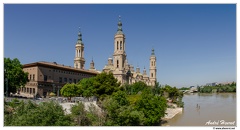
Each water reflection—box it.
[163,93,236,126]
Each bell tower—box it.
[113,16,127,71]
[74,28,85,69]
[149,48,157,86]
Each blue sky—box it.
[4,4,236,87]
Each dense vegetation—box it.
[5,72,183,126]
[61,73,120,100]
[198,82,236,93]
[4,99,73,126]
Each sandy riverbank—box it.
[162,103,183,120]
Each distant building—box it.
[206,82,218,86]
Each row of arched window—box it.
[76,49,83,57]
[151,61,156,66]
[116,41,124,50]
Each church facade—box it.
[102,17,157,86]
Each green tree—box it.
[152,82,164,96]
[168,87,180,102]
[86,103,106,126]
[60,83,79,99]
[122,81,149,95]
[4,58,29,95]
[178,87,190,91]
[163,85,180,102]
[4,100,73,126]
[92,72,120,99]
[135,89,167,126]
[71,102,90,126]
[102,91,145,126]
[77,77,95,97]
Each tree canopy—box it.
[61,72,121,99]
[4,58,29,95]
[135,89,167,125]
[92,72,121,99]
[4,100,73,126]
[60,83,79,98]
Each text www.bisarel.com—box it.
[214,127,235,130]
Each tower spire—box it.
[90,56,95,70]
[74,27,85,69]
[149,49,157,86]
[143,66,147,75]
[151,48,155,55]
[77,27,83,44]
[116,15,123,34]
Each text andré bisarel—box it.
[205,120,235,125]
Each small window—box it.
[74,79,76,84]
[64,78,67,83]
[120,41,122,50]
[151,73,153,78]
[69,78,72,83]
[59,77,62,83]
[29,74,32,80]
[117,60,119,68]
[44,75,48,81]
[33,74,35,81]
[117,41,119,50]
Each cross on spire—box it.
[117,15,123,33]
[77,26,82,42]
[151,48,155,55]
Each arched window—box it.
[117,60,119,68]
[151,73,153,77]
[120,41,122,50]
[117,41,119,50]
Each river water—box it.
[163,93,236,126]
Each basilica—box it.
[21,16,157,98]
[74,16,157,86]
